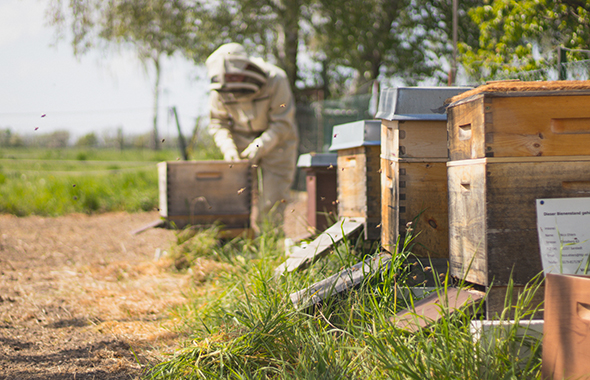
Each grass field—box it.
[0,146,220,216]
[0,147,545,379]
[148,225,544,379]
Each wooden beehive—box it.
[448,157,590,287]
[447,80,590,160]
[297,153,338,233]
[377,87,472,256]
[158,161,251,235]
[446,81,590,318]
[329,120,381,240]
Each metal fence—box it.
[292,93,373,190]
[296,93,373,155]
[492,59,590,82]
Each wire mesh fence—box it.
[293,92,374,190]
[491,60,590,82]
[296,93,373,155]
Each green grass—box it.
[0,146,221,216]
[147,224,544,379]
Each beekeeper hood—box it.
[206,43,268,93]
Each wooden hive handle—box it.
[551,118,590,134]
[196,171,223,180]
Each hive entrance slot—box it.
[458,124,472,140]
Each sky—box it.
[0,0,210,143]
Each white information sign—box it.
[536,197,590,275]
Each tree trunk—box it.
[152,55,161,150]
[275,0,300,93]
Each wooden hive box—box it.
[296,153,338,233]
[377,87,472,257]
[158,161,251,236]
[447,157,590,287]
[447,80,590,161]
[329,120,381,240]
[446,81,590,318]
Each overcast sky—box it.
[0,0,210,142]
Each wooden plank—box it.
[130,219,166,235]
[449,159,590,287]
[489,95,590,157]
[381,119,399,162]
[399,120,448,159]
[157,162,168,217]
[381,157,398,253]
[289,253,392,309]
[400,161,449,258]
[337,146,381,240]
[391,287,485,332]
[448,156,590,165]
[447,96,486,161]
[164,214,250,230]
[337,148,367,219]
[304,167,338,232]
[449,93,590,160]
[365,145,382,240]
[274,217,365,275]
[448,162,488,285]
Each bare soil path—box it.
[0,195,309,379]
[0,212,185,379]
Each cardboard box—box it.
[543,274,590,379]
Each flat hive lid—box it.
[448,80,590,105]
[328,120,381,151]
[376,86,472,121]
[297,153,338,168]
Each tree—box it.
[75,132,99,147]
[182,0,308,94]
[459,0,590,80]
[301,0,484,96]
[47,0,201,150]
[306,0,410,95]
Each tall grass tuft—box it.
[148,223,544,379]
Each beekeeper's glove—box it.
[240,138,263,162]
[223,148,240,162]
[241,132,279,162]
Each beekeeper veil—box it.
[206,43,267,94]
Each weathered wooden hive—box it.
[296,153,338,233]
[376,86,471,257]
[329,120,381,240]
[158,161,251,236]
[446,80,590,317]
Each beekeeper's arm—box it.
[208,91,240,162]
[240,75,297,162]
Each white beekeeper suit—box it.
[206,43,299,232]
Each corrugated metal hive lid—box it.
[376,86,472,121]
[328,120,381,151]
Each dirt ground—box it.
[0,195,309,379]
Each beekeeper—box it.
[205,43,299,232]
